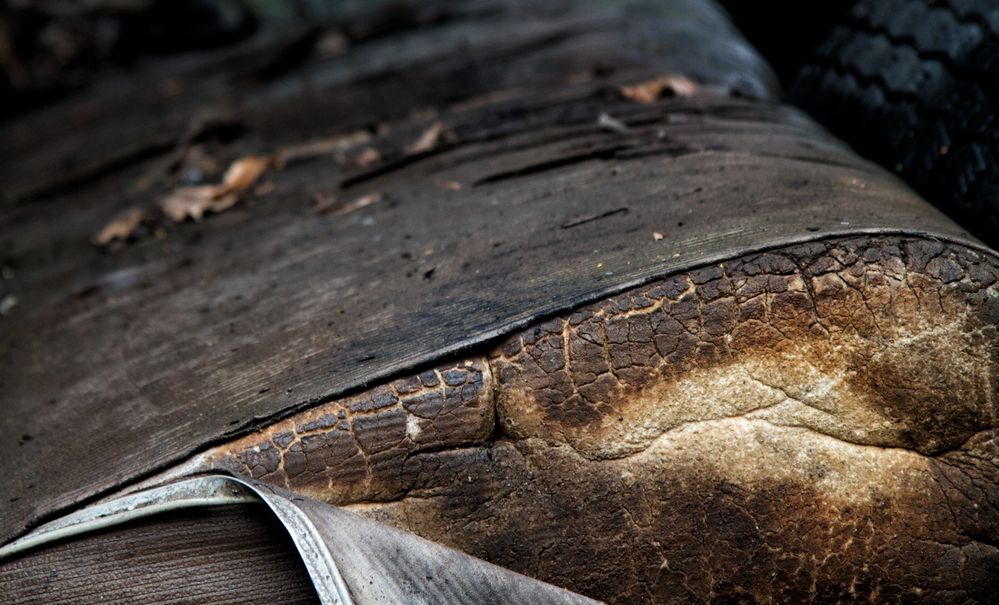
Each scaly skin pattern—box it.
[195,235,999,604]
[206,360,495,503]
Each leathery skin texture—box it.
[195,235,999,603]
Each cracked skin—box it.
[183,235,999,603]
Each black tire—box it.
[719,0,857,84]
[790,0,999,246]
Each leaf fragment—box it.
[405,121,444,155]
[620,75,698,104]
[333,193,382,216]
[159,186,223,222]
[94,207,152,246]
[217,155,271,198]
[158,155,271,222]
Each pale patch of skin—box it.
[497,315,990,460]
[494,249,995,463]
[626,417,933,505]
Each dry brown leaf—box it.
[159,185,222,222]
[96,155,276,244]
[406,121,444,155]
[333,193,382,216]
[94,207,150,246]
[159,155,271,222]
[620,75,699,104]
[207,193,240,214]
[217,155,271,197]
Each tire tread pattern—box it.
[791,0,999,242]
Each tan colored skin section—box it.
[493,238,996,458]
[191,236,999,603]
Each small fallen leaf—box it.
[620,75,699,104]
[217,155,271,198]
[159,155,271,222]
[332,193,382,216]
[159,185,227,222]
[406,121,444,155]
[652,231,664,241]
[94,207,151,246]
[95,154,279,245]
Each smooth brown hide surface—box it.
[188,235,999,603]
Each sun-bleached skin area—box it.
[185,235,999,603]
